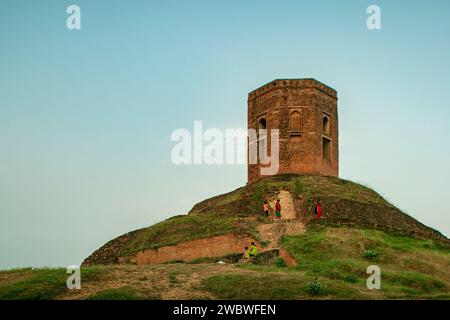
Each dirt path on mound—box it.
[257,190,305,267]
[269,190,297,220]
[257,220,305,266]
[257,221,306,249]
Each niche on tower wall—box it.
[289,107,303,170]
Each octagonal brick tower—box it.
[247,79,338,184]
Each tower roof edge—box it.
[248,78,337,100]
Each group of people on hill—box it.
[263,199,282,220]
[262,198,323,221]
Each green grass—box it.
[383,271,447,294]
[202,272,373,300]
[297,175,389,205]
[168,270,180,285]
[201,226,449,300]
[0,267,104,300]
[294,177,304,197]
[253,174,389,205]
[362,229,450,254]
[280,226,450,299]
[203,273,310,299]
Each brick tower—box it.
[247,79,338,184]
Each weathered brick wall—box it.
[248,79,338,183]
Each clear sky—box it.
[1,0,449,269]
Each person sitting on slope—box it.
[242,246,250,259]
[248,242,258,258]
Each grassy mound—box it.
[2,226,448,300]
[83,174,448,266]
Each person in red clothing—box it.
[275,199,282,220]
[315,199,323,220]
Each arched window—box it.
[258,118,266,130]
[323,116,330,135]
[289,111,301,132]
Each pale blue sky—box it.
[0,0,449,269]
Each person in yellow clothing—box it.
[242,246,250,259]
[248,242,258,258]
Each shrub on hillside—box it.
[307,280,326,296]
[275,257,287,268]
[363,249,378,260]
